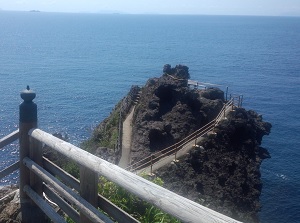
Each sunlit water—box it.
[0,12,299,223]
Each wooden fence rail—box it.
[0,87,243,223]
[0,129,20,179]
[42,157,139,223]
[29,128,242,223]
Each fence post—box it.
[148,154,155,176]
[174,147,179,163]
[19,86,45,223]
[80,166,98,223]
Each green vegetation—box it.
[95,109,119,148]
[98,174,181,223]
[61,97,180,222]
[81,101,122,153]
[65,216,75,223]
[62,160,80,179]
[63,174,180,223]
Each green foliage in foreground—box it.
[64,174,180,223]
[62,160,80,179]
[65,216,74,223]
[98,174,181,223]
[62,100,180,222]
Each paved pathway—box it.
[118,106,135,168]
[136,135,207,175]
[135,102,234,174]
[126,100,235,173]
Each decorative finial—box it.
[21,86,36,102]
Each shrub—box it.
[98,175,181,223]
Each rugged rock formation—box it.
[84,64,272,222]
[130,65,224,163]
[85,64,225,165]
[0,185,20,223]
[156,108,271,223]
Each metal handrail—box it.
[127,98,236,172]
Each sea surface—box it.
[0,11,299,223]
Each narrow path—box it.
[136,135,207,174]
[135,102,235,174]
[118,106,135,168]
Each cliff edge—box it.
[156,107,271,222]
[83,64,272,222]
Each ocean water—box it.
[0,12,299,223]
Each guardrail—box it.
[126,97,240,173]
[0,87,242,223]
[115,98,123,153]
[0,130,20,179]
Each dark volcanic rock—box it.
[130,65,224,162]
[200,87,224,100]
[163,64,190,79]
[0,185,20,223]
[85,64,271,222]
[156,107,271,223]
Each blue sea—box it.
[0,11,299,223]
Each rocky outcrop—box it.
[84,64,271,222]
[119,64,271,222]
[130,65,224,163]
[156,107,271,223]
[0,185,21,223]
[0,65,272,222]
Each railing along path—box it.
[126,96,241,173]
[0,87,242,223]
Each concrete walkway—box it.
[118,106,135,168]
[129,100,235,174]
[136,135,207,175]
[135,103,234,174]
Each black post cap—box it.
[20,86,37,123]
[20,85,36,102]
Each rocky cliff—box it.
[0,64,271,222]
[0,185,20,223]
[156,107,271,223]
[123,65,271,222]
[68,64,271,222]
[130,64,225,163]
[89,64,271,222]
